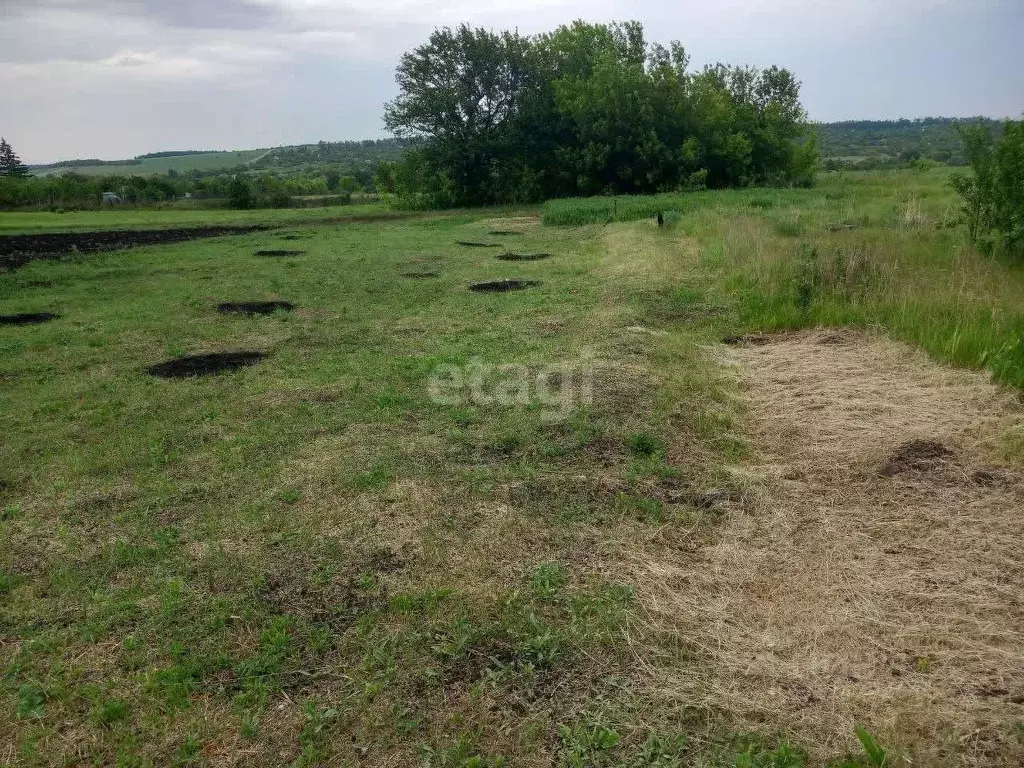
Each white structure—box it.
[101,191,121,204]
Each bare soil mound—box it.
[147,351,266,378]
[255,249,306,257]
[879,439,957,476]
[496,252,552,261]
[0,226,269,270]
[216,301,295,315]
[456,241,501,248]
[469,279,540,293]
[0,312,60,326]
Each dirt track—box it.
[0,225,270,270]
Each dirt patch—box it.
[456,241,501,248]
[255,249,305,257]
[400,270,439,278]
[879,439,957,476]
[147,351,266,378]
[496,252,552,261]
[216,301,295,316]
[721,333,773,346]
[488,230,523,236]
[0,312,60,326]
[630,329,1024,764]
[0,225,270,270]
[469,279,540,293]
[279,234,311,241]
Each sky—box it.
[2,0,1022,164]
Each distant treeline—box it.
[134,150,214,159]
[32,158,144,170]
[380,21,818,207]
[256,139,407,171]
[817,117,1003,169]
[0,165,376,210]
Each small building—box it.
[101,191,121,205]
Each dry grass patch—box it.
[628,329,1024,766]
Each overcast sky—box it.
[2,0,1021,164]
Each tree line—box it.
[379,21,818,207]
[817,117,1002,170]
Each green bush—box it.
[951,119,1024,258]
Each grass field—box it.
[2,170,1023,766]
[29,150,272,178]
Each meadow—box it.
[1,169,1023,767]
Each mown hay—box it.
[628,329,1024,765]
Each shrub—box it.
[951,119,1024,258]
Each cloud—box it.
[1,0,1020,163]
[11,0,284,30]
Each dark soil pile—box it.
[469,279,540,293]
[217,301,295,315]
[879,439,956,476]
[0,312,60,326]
[255,249,306,257]
[147,351,266,378]
[456,241,501,248]
[496,252,552,261]
[0,225,269,270]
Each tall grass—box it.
[542,187,819,226]
[713,211,1024,387]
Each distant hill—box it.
[28,139,407,178]
[29,149,271,177]
[816,117,1001,167]
[26,120,1006,178]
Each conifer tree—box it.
[0,137,30,178]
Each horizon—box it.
[4,1,1022,165]
[19,114,1018,168]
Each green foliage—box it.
[818,117,998,169]
[384,21,816,207]
[227,175,253,209]
[853,726,887,767]
[951,118,1024,258]
[0,137,30,178]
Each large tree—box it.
[384,25,536,206]
[383,20,815,206]
[0,138,30,178]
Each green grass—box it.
[0,207,746,765]
[546,166,1024,388]
[2,168,1022,765]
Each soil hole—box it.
[496,252,552,261]
[217,301,295,315]
[879,439,955,476]
[147,351,266,378]
[255,249,306,257]
[469,279,540,293]
[0,312,60,326]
